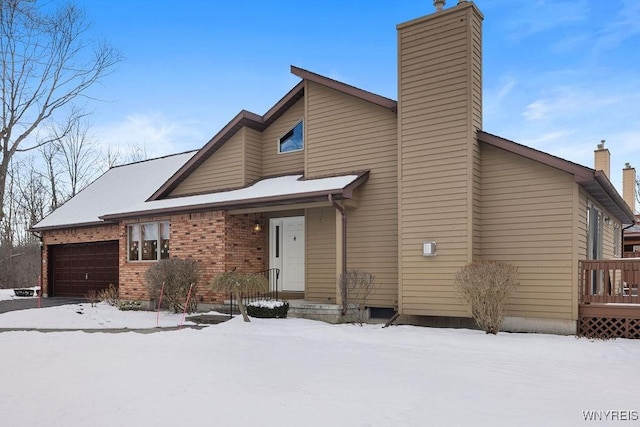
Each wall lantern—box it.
[253,221,262,232]
[423,241,436,257]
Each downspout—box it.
[622,220,636,257]
[328,194,347,314]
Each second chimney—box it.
[623,163,637,214]
[594,140,610,179]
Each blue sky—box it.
[72,0,639,199]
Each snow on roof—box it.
[32,151,196,230]
[33,148,361,230]
[102,173,362,219]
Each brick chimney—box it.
[623,162,637,214]
[594,140,610,179]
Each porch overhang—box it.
[100,171,369,221]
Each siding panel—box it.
[171,131,243,196]
[481,145,575,320]
[305,81,398,307]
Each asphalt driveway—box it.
[0,297,83,314]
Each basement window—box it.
[128,221,170,261]
[278,120,304,153]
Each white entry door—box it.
[270,216,305,292]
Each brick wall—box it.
[169,211,226,303]
[226,213,266,273]
[120,211,265,304]
[40,211,266,304]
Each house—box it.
[622,164,640,257]
[32,1,638,336]
[623,215,640,257]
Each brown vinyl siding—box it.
[244,127,262,184]
[305,207,337,303]
[261,98,305,176]
[305,81,398,307]
[397,4,483,317]
[579,189,619,260]
[481,145,575,320]
[171,131,244,196]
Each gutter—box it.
[328,194,348,315]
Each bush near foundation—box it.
[454,260,519,335]
[118,300,143,311]
[97,284,119,307]
[145,258,201,313]
[247,300,289,319]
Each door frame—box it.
[269,216,305,292]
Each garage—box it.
[48,241,119,297]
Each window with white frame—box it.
[128,221,169,261]
[278,120,303,153]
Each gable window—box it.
[278,120,303,153]
[128,221,169,261]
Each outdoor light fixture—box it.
[423,241,437,257]
[253,221,262,232]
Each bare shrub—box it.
[145,259,201,313]
[85,289,99,307]
[454,260,519,334]
[210,271,268,322]
[339,270,376,326]
[97,284,119,307]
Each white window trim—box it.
[127,220,169,262]
[277,118,304,154]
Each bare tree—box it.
[1,155,46,244]
[48,115,100,200]
[0,0,121,222]
[126,143,150,163]
[40,142,61,211]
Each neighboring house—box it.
[624,216,640,258]
[32,2,638,336]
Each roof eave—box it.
[103,171,369,222]
[290,65,397,112]
[477,131,636,225]
[30,220,116,233]
[101,190,355,222]
[579,170,636,225]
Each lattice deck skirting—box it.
[579,316,640,339]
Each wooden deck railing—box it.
[580,259,640,304]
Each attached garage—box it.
[48,241,119,297]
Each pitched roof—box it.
[31,152,196,231]
[149,66,396,200]
[478,131,636,225]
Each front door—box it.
[270,216,305,292]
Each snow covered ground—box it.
[1,294,639,426]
